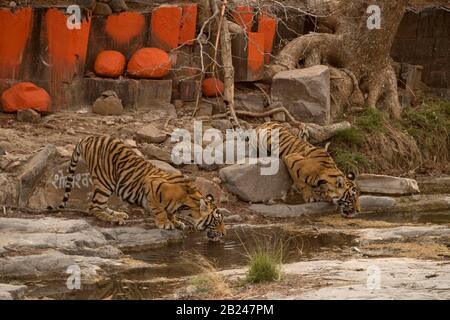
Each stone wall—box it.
[391,6,450,89]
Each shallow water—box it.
[28,226,356,300]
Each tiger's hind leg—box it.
[88,179,128,225]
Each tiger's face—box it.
[335,173,361,218]
[189,194,226,242]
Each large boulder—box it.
[136,124,167,143]
[1,82,51,113]
[271,65,330,125]
[92,91,124,115]
[357,174,420,195]
[219,158,292,203]
[127,48,171,79]
[94,50,126,78]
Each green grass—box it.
[243,235,284,284]
[334,148,371,173]
[401,98,450,162]
[333,128,364,146]
[355,107,387,133]
[246,251,281,284]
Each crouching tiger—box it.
[48,136,226,241]
[253,122,361,218]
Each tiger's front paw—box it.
[173,220,186,230]
[111,211,129,226]
[156,220,175,230]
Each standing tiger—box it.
[253,122,361,218]
[48,136,225,241]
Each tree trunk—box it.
[266,0,410,119]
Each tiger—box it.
[48,136,226,241]
[253,122,361,218]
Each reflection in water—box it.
[28,227,356,300]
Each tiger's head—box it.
[182,190,226,242]
[332,172,361,218]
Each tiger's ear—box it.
[206,194,214,202]
[347,172,357,181]
[336,176,344,188]
[199,199,207,212]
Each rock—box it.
[149,160,181,175]
[0,249,147,282]
[417,176,450,194]
[202,78,224,97]
[100,227,183,251]
[0,146,5,156]
[359,196,396,211]
[194,177,222,204]
[219,158,292,203]
[128,48,171,79]
[235,92,265,112]
[173,99,184,108]
[211,119,233,132]
[0,217,121,258]
[249,202,336,218]
[393,195,450,213]
[136,124,167,143]
[0,284,27,300]
[75,0,96,10]
[18,145,56,206]
[357,174,420,195]
[92,94,124,116]
[271,65,330,125]
[212,177,221,184]
[16,109,41,123]
[141,143,171,162]
[224,214,243,223]
[94,50,126,78]
[358,225,450,242]
[271,111,286,122]
[109,0,127,12]
[195,103,213,117]
[93,2,112,15]
[1,82,51,113]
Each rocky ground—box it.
[1,103,450,300]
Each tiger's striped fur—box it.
[254,122,360,217]
[48,136,225,240]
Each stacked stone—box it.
[76,0,128,16]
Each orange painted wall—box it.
[105,12,145,45]
[179,4,197,45]
[45,8,91,109]
[0,8,33,79]
[151,5,182,51]
[258,14,277,63]
[247,32,265,75]
[232,6,254,32]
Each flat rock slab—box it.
[136,124,167,144]
[357,174,420,195]
[249,195,450,217]
[0,283,27,300]
[282,258,450,300]
[358,225,450,242]
[417,176,450,194]
[0,249,148,282]
[100,227,183,251]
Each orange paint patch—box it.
[45,8,91,110]
[232,6,254,32]
[1,82,50,113]
[179,4,197,45]
[0,8,33,79]
[151,5,182,51]
[105,12,145,45]
[247,32,265,74]
[258,14,277,63]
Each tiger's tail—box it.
[47,142,83,210]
